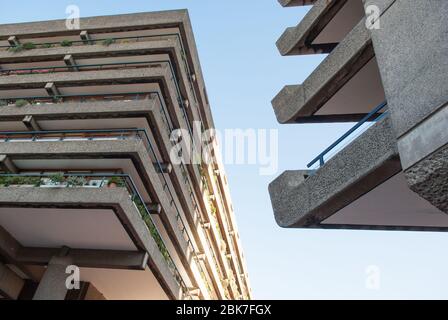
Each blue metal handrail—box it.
[0,172,192,299]
[307,101,388,169]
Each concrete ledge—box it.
[0,187,182,299]
[277,0,347,56]
[272,19,373,123]
[278,0,317,7]
[269,116,400,228]
[405,144,448,214]
[0,97,159,121]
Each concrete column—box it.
[155,162,172,174]
[33,255,73,300]
[80,31,92,44]
[366,0,448,212]
[146,203,162,214]
[44,82,60,97]
[22,115,42,131]
[63,54,79,71]
[0,155,18,173]
[0,263,25,300]
[8,36,20,47]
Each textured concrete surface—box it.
[0,187,182,299]
[0,10,214,131]
[405,144,448,214]
[269,116,400,228]
[272,19,373,123]
[0,96,158,121]
[398,104,448,171]
[367,0,448,212]
[276,0,344,56]
[0,139,206,296]
[278,0,317,7]
[368,0,448,138]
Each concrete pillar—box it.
[155,162,172,174]
[80,31,92,44]
[8,36,20,47]
[63,54,79,71]
[22,115,42,131]
[0,263,25,300]
[0,155,18,173]
[33,255,73,300]
[146,203,162,215]
[366,0,448,212]
[44,82,60,97]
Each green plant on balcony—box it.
[101,38,116,46]
[41,43,53,48]
[107,176,126,188]
[66,176,87,187]
[0,100,8,107]
[22,42,36,50]
[14,99,29,108]
[8,44,24,53]
[134,197,171,263]
[49,173,66,185]
[60,40,73,47]
[0,176,41,187]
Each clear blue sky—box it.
[2,0,448,299]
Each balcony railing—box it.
[0,57,201,141]
[0,172,192,300]
[0,128,215,298]
[1,32,198,104]
[307,101,388,170]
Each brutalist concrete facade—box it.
[270,0,448,231]
[0,10,251,300]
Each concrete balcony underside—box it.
[0,10,214,132]
[0,39,198,119]
[0,67,204,190]
[273,18,380,124]
[0,100,227,298]
[278,0,317,7]
[0,187,179,299]
[0,139,210,293]
[270,116,448,231]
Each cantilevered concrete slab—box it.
[277,0,365,56]
[272,19,384,123]
[0,139,210,298]
[270,117,405,229]
[366,0,448,213]
[0,10,215,131]
[0,187,179,299]
[278,0,317,7]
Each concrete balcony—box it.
[269,116,448,231]
[278,0,317,7]
[273,18,386,124]
[0,10,214,132]
[0,136,215,299]
[0,185,182,299]
[277,0,365,56]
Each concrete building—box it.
[269,0,448,231]
[0,10,251,300]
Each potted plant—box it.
[107,176,125,188]
[60,40,73,47]
[101,38,116,46]
[22,42,36,50]
[48,173,66,186]
[14,99,29,108]
[0,100,8,107]
[8,44,24,53]
[66,176,87,187]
